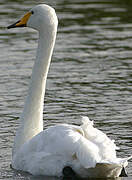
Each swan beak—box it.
[7,12,32,29]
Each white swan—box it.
[7,4,131,178]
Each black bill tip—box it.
[7,20,20,29]
[7,20,26,29]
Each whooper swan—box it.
[7,4,131,178]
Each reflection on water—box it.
[0,168,126,180]
[0,0,132,179]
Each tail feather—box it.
[81,116,118,161]
[80,116,131,171]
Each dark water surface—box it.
[0,0,132,179]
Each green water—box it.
[0,0,132,179]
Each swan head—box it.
[7,4,58,32]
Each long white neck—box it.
[13,27,57,156]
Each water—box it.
[0,0,132,179]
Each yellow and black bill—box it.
[7,12,32,29]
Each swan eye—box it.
[31,11,34,14]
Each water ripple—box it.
[0,0,132,179]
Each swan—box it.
[7,4,131,178]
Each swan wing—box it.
[12,120,131,177]
[12,123,102,175]
[81,116,118,161]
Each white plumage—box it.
[12,116,131,178]
[7,4,131,178]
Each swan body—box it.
[7,4,131,178]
